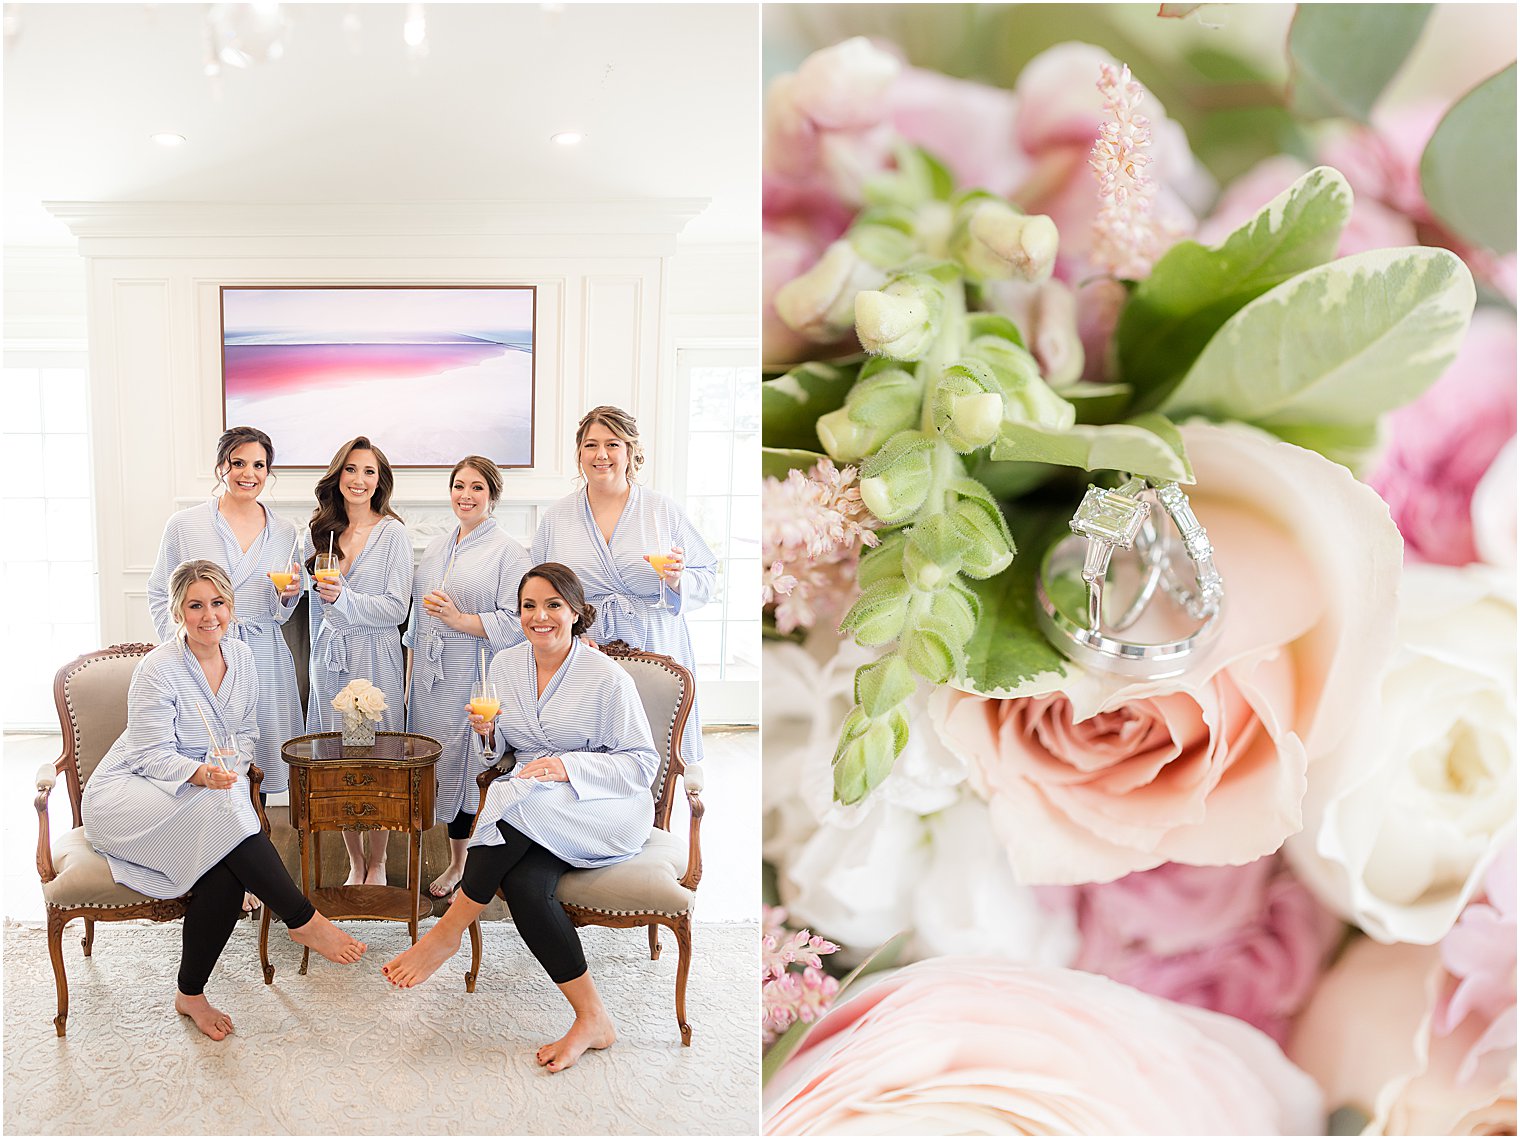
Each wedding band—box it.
[1036,476,1224,679]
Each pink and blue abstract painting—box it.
[221,286,535,467]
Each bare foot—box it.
[364,861,387,887]
[288,912,366,964]
[174,991,234,1040]
[343,863,365,887]
[382,925,462,988]
[428,864,464,898]
[535,1014,617,1072]
[242,892,261,916]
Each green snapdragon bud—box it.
[902,512,973,589]
[854,654,916,717]
[775,240,888,343]
[833,704,908,804]
[931,361,1004,452]
[857,432,939,523]
[854,271,948,361]
[946,477,1016,578]
[839,577,911,646]
[951,197,1059,283]
[962,334,1076,433]
[816,365,922,462]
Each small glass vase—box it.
[341,710,377,751]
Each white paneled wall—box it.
[45,199,749,647]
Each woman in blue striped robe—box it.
[405,456,530,897]
[532,405,716,767]
[305,436,412,885]
[146,427,303,798]
[384,563,658,1075]
[83,560,366,1042]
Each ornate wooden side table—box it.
[260,731,440,982]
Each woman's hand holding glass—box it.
[515,755,568,783]
[313,553,343,603]
[268,559,302,604]
[467,681,501,762]
[644,544,685,610]
[423,589,464,630]
[192,759,237,789]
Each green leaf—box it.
[1268,420,1383,470]
[1289,5,1432,123]
[961,506,1072,695]
[1163,247,1476,430]
[1119,166,1353,411]
[962,312,1025,348]
[761,447,826,481]
[1421,64,1517,255]
[762,360,860,452]
[991,419,1194,483]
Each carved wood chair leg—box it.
[647,923,661,960]
[259,907,274,984]
[47,909,70,1037]
[81,917,95,957]
[674,915,692,1046]
[465,918,481,993]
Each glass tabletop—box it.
[281,731,441,766]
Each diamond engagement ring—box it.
[1035,475,1224,678]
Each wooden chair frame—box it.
[464,641,704,1044]
[34,643,271,1036]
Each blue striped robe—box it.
[81,639,263,899]
[532,486,715,764]
[306,518,411,734]
[405,518,530,824]
[471,641,657,868]
[146,497,303,793]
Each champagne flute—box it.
[313,553,340,599]
[267,558,300,595]
[647,548,675,611]
[468,681,501,763]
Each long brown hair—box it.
[519,562,597,637]
[307,436,403,569]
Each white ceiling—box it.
[3,2,760,246]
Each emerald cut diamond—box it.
[1071,485,1149,547]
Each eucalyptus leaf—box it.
[961,507,1072,695]
[762,360,860,452]
[991,419,1194,483]
[1163,247,1475,430]
[1421,64,1517,254]
[762,447,827,481]
[1289,5,1431,122]
[1119,166,1352,411]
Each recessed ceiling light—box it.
[551,132,583,146]
[151,132,187,147]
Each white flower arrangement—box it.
[331,677,387,722]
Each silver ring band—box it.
[1037,476,1224,678]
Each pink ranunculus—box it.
[1368,306,1517,566]
[1290,890,1518,1137]
[1047,856,1343,1044]
[763,957,1324,1134]
[933,421,1404,885]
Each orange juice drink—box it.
[267,571,295,590]
[313,569,340,583]
[648,554,676,576]
[468,698,501,721]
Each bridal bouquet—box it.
[762,9,1514,1134]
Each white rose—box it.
[1288,563,1516,943]
[1472,437,1515,570]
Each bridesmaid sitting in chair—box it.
[383,562,658,1074]
[82,559,366,1041]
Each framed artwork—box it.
[220,285,536,468]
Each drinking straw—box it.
[326,531,334,561]
[479,645,487,686]
[440,542,458,590]
[193,702,228,769]
[288,529,299,568]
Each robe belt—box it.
[413,627,480,691]
[231,617,273,643]
[605,592,642,622]
[317,631,349,674]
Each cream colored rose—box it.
[1287,563,1516,944]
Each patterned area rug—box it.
[4,919,759,1135]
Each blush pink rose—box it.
[764,957,1324,1134]
[933,421,1404,884]
[1044,856,1342,1044]
[1368,306,1517,566]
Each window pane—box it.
[726,621,761,681]
[685,431,732,496]
[46,498,94,561]
[689,619,723,669]
[730,430,758,496]
[2,435,45,497]
[43,433,91,498]
[50,562,98,613]
[4,497,47,541]
[734,367,760,431]
[726,558,760,623]
[688,367,735,431]
[41,368,88,433]
[730,496,759,560]
[1,621,52,724]
[3,368,43,432]
[686,494,730,554]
